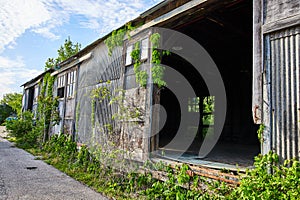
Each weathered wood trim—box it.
[51,52,92,76]
[263,14,300,34]
[262,35,272,155]
[24,78,42,90]
[150,158,241,185]
[130,0,207,37]
[72,65,80,138]
[252,0,263,124]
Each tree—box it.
[45,36,81,70]
[39,37,81,141]
[0,104,14,124]
[0,93,22,116]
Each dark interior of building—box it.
[156,0,260,167]
[27,88,34,111]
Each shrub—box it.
[6,111,33,138]
[43,134,77,161]
[230,151,300,200]
[5,111,43,148]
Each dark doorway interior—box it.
[27,87,34,111]
[156,0,259,167]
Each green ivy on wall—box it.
[150,33,168,88]
[257,124,265,143]
[37,73,60,142]
[131,41,148,87]
[106,28,169,88]
[104,23,135,56]
[129,33,170,88]
[90,81,112,128]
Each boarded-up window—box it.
[67,70,76,98]
[124,65,138,89]
[57,74,65,98]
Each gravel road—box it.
[0,126,108,200]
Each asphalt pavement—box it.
[0,126,108,200]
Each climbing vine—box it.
[37,73,60,142]
[129,33,170,88]
[131,41,148,87]
[104,23,135,56]
[75,103,80,140]
[257,124,265,143]
[105,27,169,88]
[90,81,112,128]
[150,33,169,88]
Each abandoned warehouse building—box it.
[22,0,300,181]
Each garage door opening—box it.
[155,0,260,168]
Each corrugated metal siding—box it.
[76,43,123,145]
[269,26,300,161]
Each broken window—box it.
[32,84,39,119]
[27,88,34,111]
[33,84,39,103]
[124,37,149,90]
[57,74,65,98]
[125,45,133,66]
[140,38,149,60]
[66,70,76,98]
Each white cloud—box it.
[0,56,41,100]
[0,0,53,52]
[79,19,102,30]
[46,0,156,35]
[0,0,162,52]
[0,0,163,99]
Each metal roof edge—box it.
[21,69,54,87]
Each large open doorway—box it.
[155,0,259,168]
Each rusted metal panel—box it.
[268,26,300,161]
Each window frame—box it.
[66,69,77,98]
[125,45,133,66]
[57,74,66,99]
[140,38,149,61]
[33,84,39,104]
[124,36,150,90]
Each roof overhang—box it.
[21,68,54,89]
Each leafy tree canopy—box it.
[0,93,22,116]
[0,104,14,124]
[45,37,81,70]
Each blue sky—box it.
[0,0,162,100]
